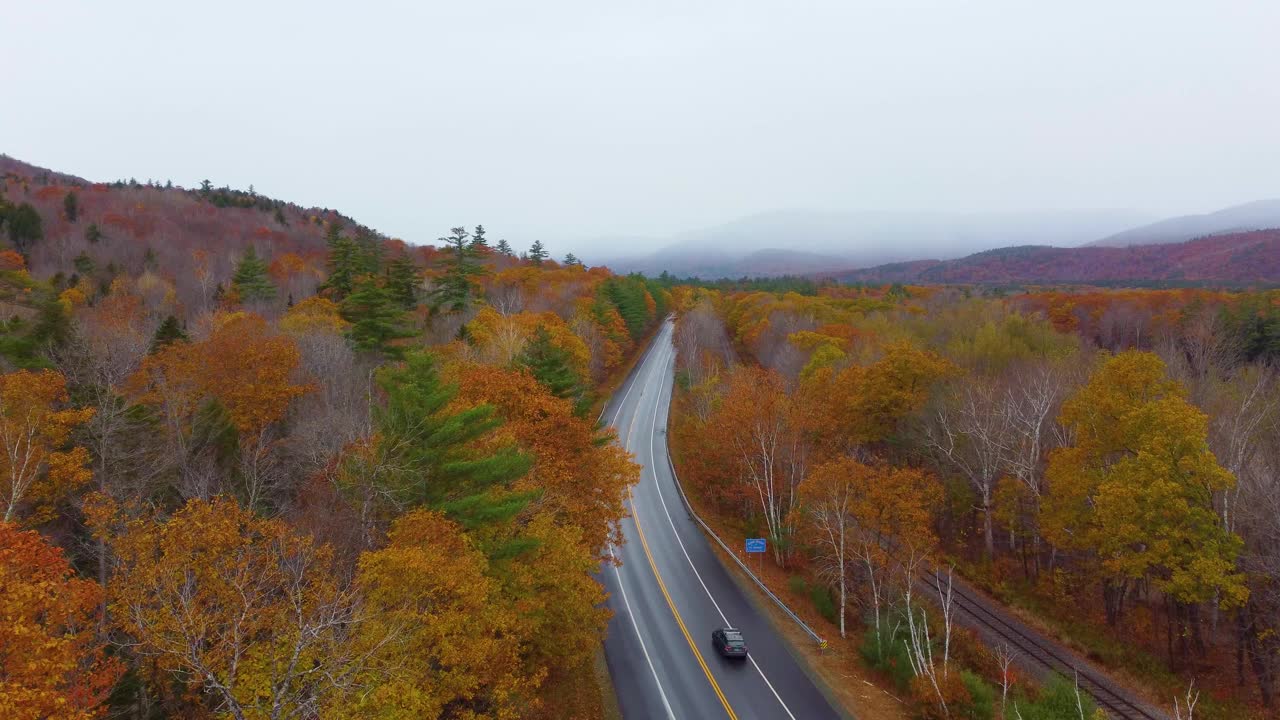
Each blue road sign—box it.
[745,538,767,554]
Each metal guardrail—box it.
[659,377,827,649]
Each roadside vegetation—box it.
[668,283,1280,719]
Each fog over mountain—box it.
[592,208,1154,278]
[1088,199,1280,248]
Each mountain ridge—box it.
[824,229,1280,285]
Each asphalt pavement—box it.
[600,320,845,720]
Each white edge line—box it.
[610,545,678,720]
[645,333,799,720]
[604,323,676,720]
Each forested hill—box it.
[0,153,372,309]
[0,155,670,716]
[825,229,1280,286]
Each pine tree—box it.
[320,224,360,300]
[150,315,189,353]
[431,226,484,313]
[230,246,277,303]
[370,350,532,524]
[470,224,489,252]
[341,276,414,357]
[495,238,513,256]
[563,252,580,267]
[517,326,591,416]
[385,254,419,310]
[84,223,102,244]
[353,227,384,276]
[7,202,43,254]
[528,240,548,266]
[63,191,79,223]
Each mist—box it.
[4,1,1279,264]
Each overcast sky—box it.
[4,1,1279,254]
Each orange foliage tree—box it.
[452,363,636,559]
[127,313,310,505]
[0,522,122,719]
[711,365,810,564]
[795,457,940,641]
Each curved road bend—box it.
[599,320,844,720]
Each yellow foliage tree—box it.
[102,496,363,720]
[1043,350,1246,627]
[339,509,529,719]
[0,370,94,524]
[279,295,350,336]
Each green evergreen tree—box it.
[563,252,580,266]
[73,252,95,275]
[495,238,513,256]
[516,326,591,416]
[320,225,360,300]
[85,223,102,244]
[470,224,489,252]
[369,350,533,527]
[385,254,419,310]
[431,226,484,313]
[353,227,384,276]
[230,246,277,303]
[150,315,189,353]
[341,276,414,357]
[528,240,548,266]
[7,202,43,254]
[63,191,79,223]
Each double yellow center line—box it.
[629,492,738,720]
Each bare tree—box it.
[1173,678,1199,720]
[924,377,1014,558]
[1001,358,1078,572]
[904,562,956,718]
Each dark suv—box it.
[712,627,748,658]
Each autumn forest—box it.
[4,155,1280,720]
[0,160,668,719]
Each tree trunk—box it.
[983,502,995,559]
[1103,579,1127,627]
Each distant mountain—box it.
[828,230,1280,286]
[597,208,1154,278]
[1089,199,1280,247]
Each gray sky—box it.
[5,1,1279,254]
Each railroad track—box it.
[917,570,1168,720]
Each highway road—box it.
[599,320,844,720]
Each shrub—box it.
[1012,674,1099,720]
[910,671,971,720]
[860,623,915,692]
[959,670,995,720]
[809,583,837,624]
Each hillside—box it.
[827,229,1280,285]
[1088,198,1280,247]
[1,154,376,309]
